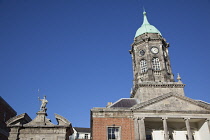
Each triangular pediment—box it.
[131,93,210,112]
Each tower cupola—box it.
[135,12,161,38]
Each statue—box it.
[38,96,48,111]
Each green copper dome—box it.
[135,12,161,38]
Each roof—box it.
[0,96,17,115]
[107,98,139,108]
[135,11,161,38]
[74,127,91,133]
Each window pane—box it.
[108,127,120,140]
[85,134,88,139]
[152,58,161,70]
[140,59,147,73]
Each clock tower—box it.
[130,12,185,102]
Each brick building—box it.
[0,96,17,140]
[91,11,210,140]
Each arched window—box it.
[140,59,147,73]
[152,58,161,70]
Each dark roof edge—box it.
[107,98,139,108]
[0,96,17,115]
[74,127,91,132]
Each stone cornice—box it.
[20,125,70,128]
[132,109,210,114]
[138,83,185,88]
[91,107,131,112]
[130,82,185,98]
[132,33,166,47]
[133,38,163,46]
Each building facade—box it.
[70,127,91,140]
[6,96,74,140]
[0,96,17,140]
[91,12,210,140]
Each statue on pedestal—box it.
[38,96,48,111]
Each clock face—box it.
[139,50,145,56]
[151,47,159,54]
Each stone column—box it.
[138,117,146,140]
[134,117,140,140]
[206,118,210,133]
[184,118,193,140]
[162,117,169,140]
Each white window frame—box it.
[84,133,89,139]
[140,59,148,73]
[107,126,121,140]
[152,57,161,70]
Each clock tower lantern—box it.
[130,12,185,102]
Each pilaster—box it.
[184,118,193,140]
[162,117,169,140]
[134,117,140,140]
[138,117,146,140]
[206,118,210,133]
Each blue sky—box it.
[0,0,210,127]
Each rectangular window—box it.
[152,57,161,71]
[85,134,88,139]
[140,59,148,73]
[107,127,120,140]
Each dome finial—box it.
[143,6,146,13]
[142,10,150,25]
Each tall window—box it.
[140,59,147,73]
[107,127,120,140]
[85,134,88,139]
[152,58,161,70]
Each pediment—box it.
[131,93,210,112]
[55,113,71,125]
[6,113,32,126]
